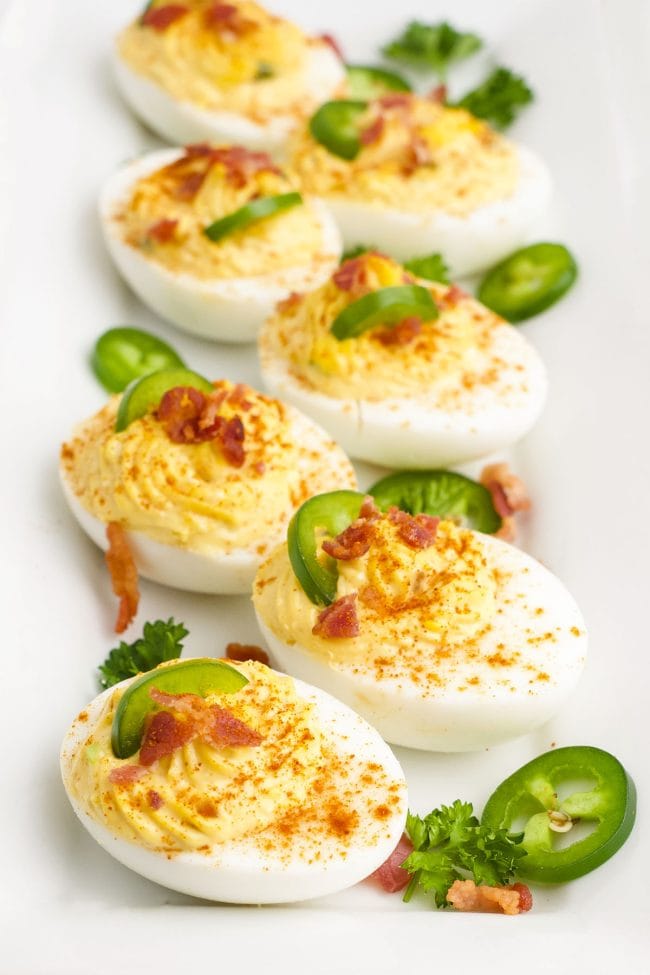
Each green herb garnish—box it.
[254,61,275,80]
[402,800,526,907]
[341,244,375,262]
[382,21,482,79]
[98,618,188,689]
[456,67,534,129]
[404,253,449,284]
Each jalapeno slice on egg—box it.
[309,100,368,161]
[369,470,501,534]
[478,242,578,323]
[204,192,303,242]
[330,285,438,340]
[287,490,366,605]
[345,64,411,100]
[92,326,185,394]
[481,746,636,883]
[112,658,249,759]
[115,368,213,432]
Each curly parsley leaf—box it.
[404,253,449,284]
[456,67,534,129]
[98,618,189,689]
[382,22,482,79]
[403,800,526,908]
[341,244,375,262]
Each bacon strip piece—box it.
[446,878,532,915]
[220,416,245,467]
[108,764,147,785]
[387,507,439,549]
[427,83,448,104]
[277,291,303,313]
[374,316,422,346]
[439,284,467,309]
[141,4,188,32]
[146,218,178,243]
[174,170,206,201]
[480,463,531,542]
[225,642,270,665]
[139,709,195,766]
[207,706,263,747]
[204,3,255,35]
[319,32,344,60]
[312,593,360,639]
[155,387,247,466]
[105,523,139,634]
[322,520,374,561]
[369,834,413,892]
[332,256,369,294]
[360,116,385,147]
[377,93,413,110]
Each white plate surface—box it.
[0,0,649,972]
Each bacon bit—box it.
[358,584,385,612]
[139,709,195,766]
[369,834,413,892]
[208,706,264,747]
[403,133,433,175]
[209,145,280,188]
[387,507,439,549]
[173,171,206,201]
[184,142,215,158]
[374,316,422,346]
[108,764,146,786]
[332,253,388,297]
[360,115,385,146]
[319,32,344,60]
[322,520,374,560]
[227,383,253,411]
[312,593,359,639]
[377,93,412,110]
[480,463,531,542]
[446,878,532,915]
[511,882,533,913]
[141,4,188,32]
[146,218,178,244]
[439,283,467,309]
[277,291,304,313]
[147,789,164,810]
[157,386,207,443]
[203,3,255,36]
[359,496,381,521]
[225,642,270,665]
[105,523,139,634]
[427,83,448,104]
[220,416,245,467]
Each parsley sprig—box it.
[456,67,534,129]
[383,22,482,79]
[403,800,526,907]
[98,618,188,688]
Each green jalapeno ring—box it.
[204,193,303,242]
[330,285,438,340]
[369,470,501,534]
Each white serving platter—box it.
[0,0,648,972]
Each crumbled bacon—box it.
[141,4,188,32]
[439,283,468,309]
[147,789,163,810]
[173,144,280,192]
[359,496,381,522]
[203,3,255,36]
[387,507,439,549]
[446,879,532,915]
[360,115,385,146]
[173,170,206,201]
[322,520,374,561]
[105,523,139,634]
[403,133,433,175]
[312,593,360,639]
[139,709,195,766]
[206,145,281,188]
[225,642,270,665]
[377,93,412,110]
[480,463,531,542]
[332,256,368,294]
[369,834,413,892]
[108,764,146,785]
[358,584,384,612]
[427,83,448,104]
[208,706,264,747]
[319,32,344,60]
[228,383,253,411]
[155,386,247,466]
[146,218,178,243]
[220,416,245,467]
[277,291,304,313]
[184,143,215,158]
[374,316,422,346]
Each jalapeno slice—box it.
[481,746,636,883]
[287,490,365,605]
[478,242,578,323]
[345,64,411,100]
[369,470,501,534]
[91,326,185,394]
[204,192,303,242]
[111,658,248,759]
[309,100,368,161]
[330,285,438,340]
[115,367,213,432]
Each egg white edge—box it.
[254,531,588,752]
[59,669,408,904]
[315,145,553,277]
[112,41,345,154]
[58,401,356,595]
[99,147,342,342]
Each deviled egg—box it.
[287,93,552,276]
[61,658,407,903]
[259,251,547,468]
[59,377,357,599]
[100,144,341,341]
[114,1,345,152]
[253,493,587,752]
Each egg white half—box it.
[259,322,548,469]
[60,672,407,904]
[59,405,355,595]
[99,148,342,342]
[113,44,345,154]
[316,146,552,278]
[254,533,588,752]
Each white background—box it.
[0,1,649,972]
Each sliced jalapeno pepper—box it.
[330,285,438,340]
[346,64,411,100]
[204,192,303,242]
[309,100,368,160]
[112,658,248,759]
[478,242,578,323]
[91,326,185,394]
[481,746,636,883]
[287,490,365,605]
[369,470,501,534]
[115,367,213,432]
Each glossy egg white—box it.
[254,532,588,752]
[60,672,407,904]
[99,148,342,342]
[316,146,552,278]
[59,405,355,595]
[259,321,548,469]
[113,43,344,154]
